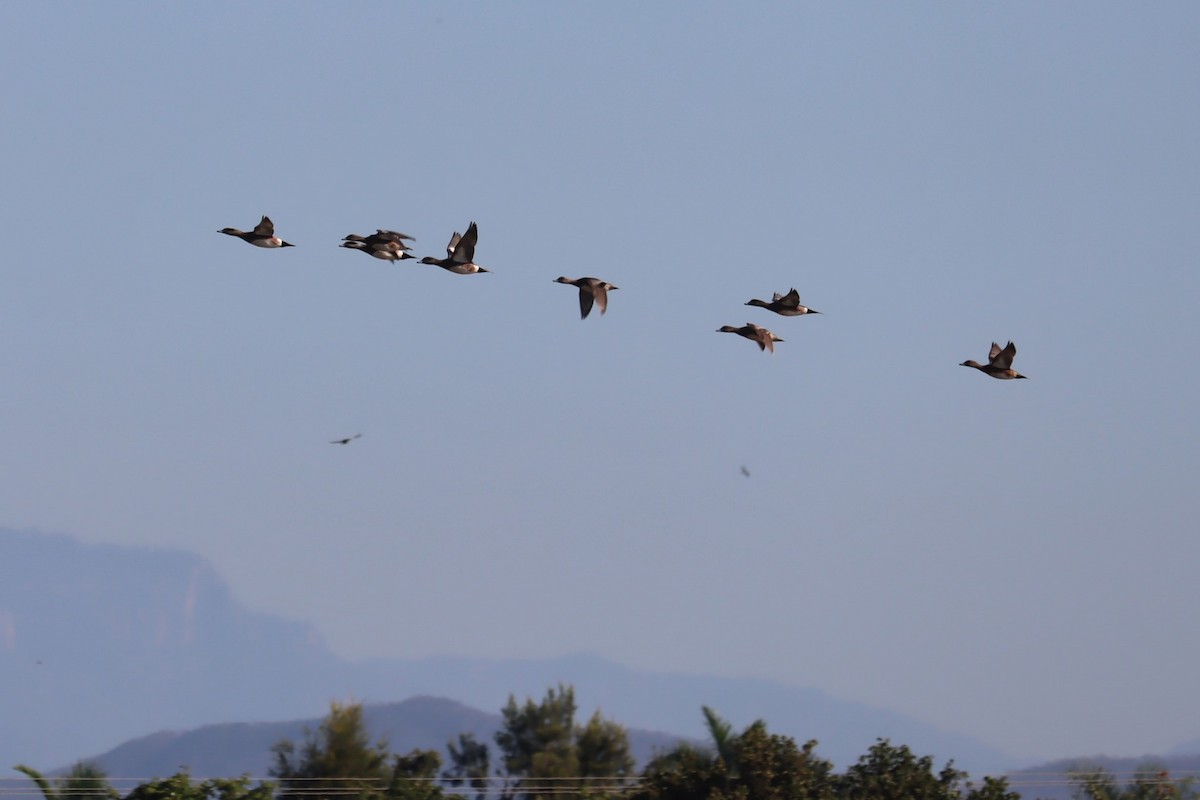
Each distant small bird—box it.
[717,323,784,353]
[218,216,294,248]
[554,276,618,319]
[420,221,489,274]
[329,434,363,445]
[740,465,751,478]
[341,230,416,263]
[960,341,1028,380]
[745,288,820,316]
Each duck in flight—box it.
[717,323,784,353]
[420,221,489,274]
[219,216,294,248]
[329,433,363,445]
[554,277,618,319]
[341,230,415,263]
[960,341,1028,379]
[745,288,819,316]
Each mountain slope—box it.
[79,695,685,778]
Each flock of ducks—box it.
[220,215,1029,378]
[715,289,821,353]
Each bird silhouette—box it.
[218,215,294,248]
[554,276,619,319]
[960,341,1028,380]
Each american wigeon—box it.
[717,323,784,353]
[554,276,618,319]
[960,341,1028,379]
[341,240,415,262]
[341,230,414,262]
[745,288,819,316]
[420,221,489,274]
[219,216,294,248]
[343,230,414,249]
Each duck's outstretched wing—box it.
[452,221,478,263]
[578,287,596,319]
[253,216,275,236]
[778,288,801,308]
[990,341,1017,369]
[591,283,610,316]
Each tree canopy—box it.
[271,699,444,800]
[14,763,118,800]
[634,711,1018,800]
[1069,762,1199,800]
[634,708,835,800]
[456,683,635,800]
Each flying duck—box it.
[420,221,489,274]
[341,230,415,263]
[343,230,414,249]
[960,341,1028,379]
[219,216,294,248]
[554,276,618,319]
[329,433,363,445]
[745,288,820,316]
[717,323,784,353]
[341,240,415,262]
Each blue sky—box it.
[2,2,1198,762]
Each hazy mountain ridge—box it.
[12,529,1187,778]
[71,695,686,778]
